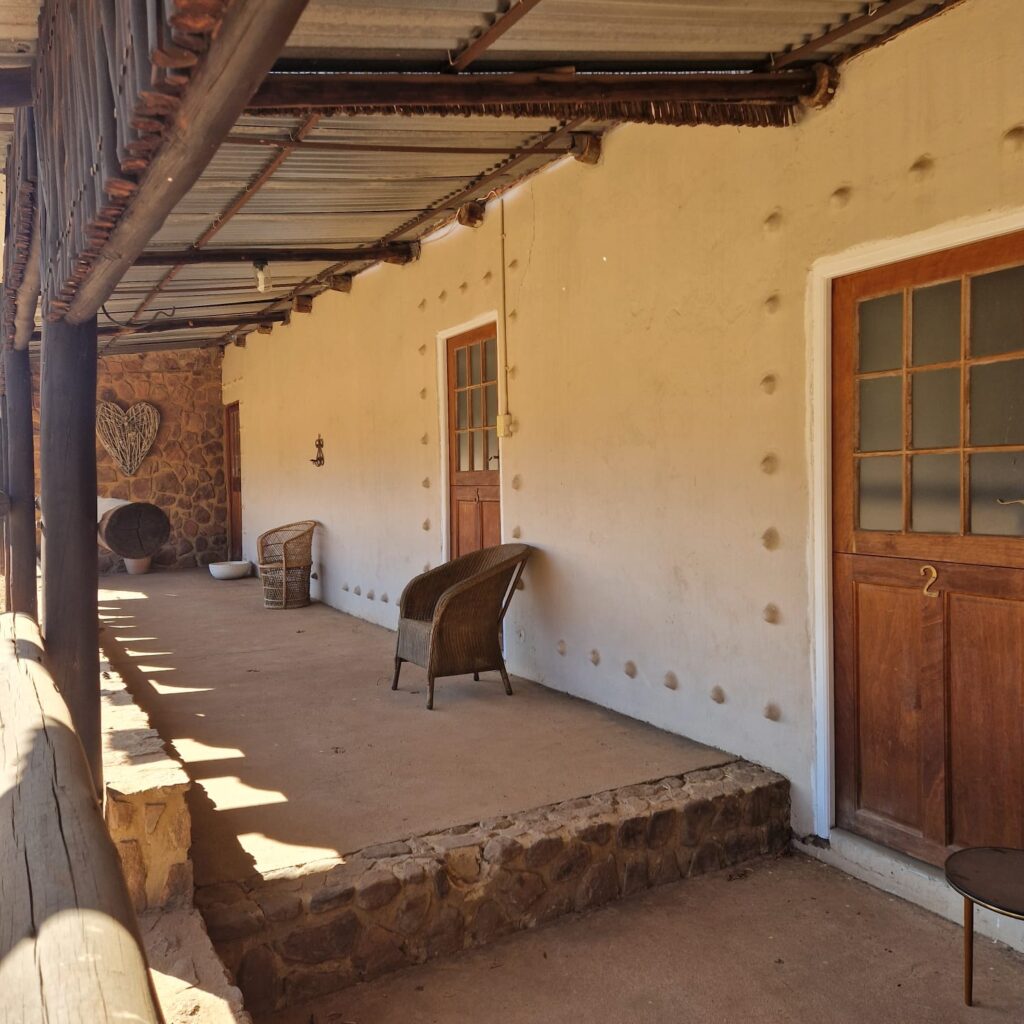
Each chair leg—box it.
[427,674,435,711]
[473,671,480,681]
[498,659,513,696]
[391,657,402,691]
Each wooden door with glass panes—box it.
[833,229,1024,867]
[447,325,501,557]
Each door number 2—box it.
[920,564,939,598]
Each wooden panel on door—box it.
[949,592,1024,849]
[834,554,946,862]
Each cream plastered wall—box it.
[223,0,1024,836]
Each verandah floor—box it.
[99,570,731,887]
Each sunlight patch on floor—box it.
[235,832,342,872]
[201,776,288,811]
[171,738,244,762]
[98,588,149,601]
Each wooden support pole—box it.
[4,347,37,620]
[39,316,100,787]
[0,67,33,107]
[0,395,10,611]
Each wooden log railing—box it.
[0,612,163,1023]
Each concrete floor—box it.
[99,571,731,886]
[268,854,1024,1024]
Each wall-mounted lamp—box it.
[310,434,325,467]
[253,259,271,294]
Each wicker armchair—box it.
[257,520,316,609]
[392,543,533,709]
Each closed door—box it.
[447,325,501,558]
[225,402,242,560]
[833,229,1024,866]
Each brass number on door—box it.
[920,564,939,597]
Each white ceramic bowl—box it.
[209,560,252,580]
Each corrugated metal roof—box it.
[92,109,579,352]
[13,0,958,354]
[281,0,948,69]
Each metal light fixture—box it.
[253,259,271,293]
[310,434,325,467]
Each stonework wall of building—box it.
[33,348,228,572]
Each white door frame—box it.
[435,310,504,562]
[807,204,1024,837]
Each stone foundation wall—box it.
[32,348,229,573]
[101,658,193,912]
[198,761,790,1016]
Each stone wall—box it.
[32,348,228,573]
[198,761,790,1016]
[101,657,193,912]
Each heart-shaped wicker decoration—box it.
[96,400,160,476]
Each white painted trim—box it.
[435,310,503,559]
[807,204,1024,839]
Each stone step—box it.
[197,760,790,1018]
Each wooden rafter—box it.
[133,244,420,267]
[446,0,546,73]
[222,134,565,157]
[128,112,322,326]
[208,117,588,349]
[773,0,926,69]
[249,69,828,113]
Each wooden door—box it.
[225,402,242,561]
[833,229,1024,866]
[447,325,501,558]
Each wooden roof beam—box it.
[134,244,420,266]
[446,0,546,73]
[248,69,829,111]
[773,0,924,69]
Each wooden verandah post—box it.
[4,346,37,620]
[38,319,99,783]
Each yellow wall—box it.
[224,0,1024,833]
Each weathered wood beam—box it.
[773,0,923,69]
[3,347,37,620]
[0,613,162,1023]
[0,67,32,107]
[446,0,546,73]
[39,317,100,786]
[29,312,291,344]
[130,112,323,323]
[222,134,548,156]
[248,69,824,110]
[63,1,312,325]
[134,244,420,266]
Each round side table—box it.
[945,847,1024,1006]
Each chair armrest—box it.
[432,557,526,628]
[399,561,463,621]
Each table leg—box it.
[964,896,974,1007]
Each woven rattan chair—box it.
[257,520,316,609]
[391,543,533,709]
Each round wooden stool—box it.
[945,847,1024,1006]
